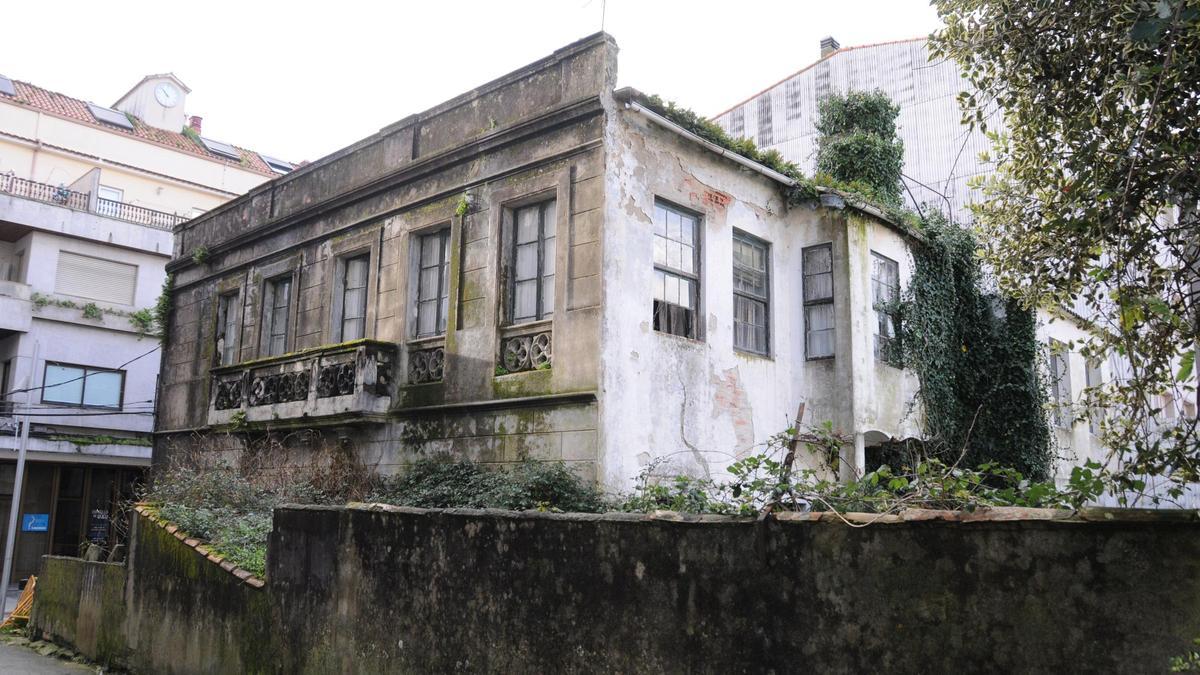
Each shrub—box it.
[369,459,607,513]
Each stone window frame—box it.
[253,254,302,359]
[323,226,381,345]
[493,177,569,332]
[803,243,835,360]
[212,273,245,367]
[403,211,462,387]
[407,223,453,340]
[732,229,771,356]
[490,171,570,375]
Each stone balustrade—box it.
[208,340,396,426]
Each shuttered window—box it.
[55,252,137,305]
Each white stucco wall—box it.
[598,104,922,489]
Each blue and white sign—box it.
[21,514,49,532]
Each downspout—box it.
[28,112,43,180]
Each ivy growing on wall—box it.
[815,90,905,207]
[895,213,1054,479]
[808,90,1051,478]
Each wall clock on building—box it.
[155,83,179,108]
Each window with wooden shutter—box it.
[55,251,137,305]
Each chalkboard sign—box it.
[87,509,110,543]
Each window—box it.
[509,199,556,325]
[757,92,774,146]
[653,201,700,338]
[785,78,802,121]
[55,251,137,305]
[96,186,123,218]
[215,291,240,366]
[1048,340,1072,429]
[1085,358,1103,435]
[261,275,293,357]
[41,363,124,408]
[336,254,370,341]
[414,230,450,337]
[733,232,769,355]
[871,253,900,363]
[803,244,835,359]
[729,106,745,138]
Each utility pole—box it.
[1,341,38,617]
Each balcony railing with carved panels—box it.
[499,322,552,374]
[208,340,396,426]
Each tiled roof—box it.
[1,79,280,176]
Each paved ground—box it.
[0,640,96,674]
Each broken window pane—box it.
[871,252,900,363]
[652,201,700,339]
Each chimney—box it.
[188,115,202,135]
[820,36,841,58]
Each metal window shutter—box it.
[55,251,137,305]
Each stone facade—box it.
[156,33,924,487]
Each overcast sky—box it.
[1,0,941,163]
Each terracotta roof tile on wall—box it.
[4,80,280,176]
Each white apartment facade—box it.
[0,71,288,576]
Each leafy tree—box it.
[931,0,1200,494]
[815,90,905,206]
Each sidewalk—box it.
[0,639,97,674]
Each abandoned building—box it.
[156,33,936,487]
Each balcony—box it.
[0,279,32,337]
[0,174,187,231]
[207,340,397,427]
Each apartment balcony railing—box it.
[0,174,187,231]
[0,174,89,211]
[207,340,397,427]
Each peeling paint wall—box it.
[598,104,921,488]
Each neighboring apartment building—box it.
[0,71,286,578]
[157,34,933,494]
[709,36,1145,487]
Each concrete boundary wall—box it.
[30,504,1200,674]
